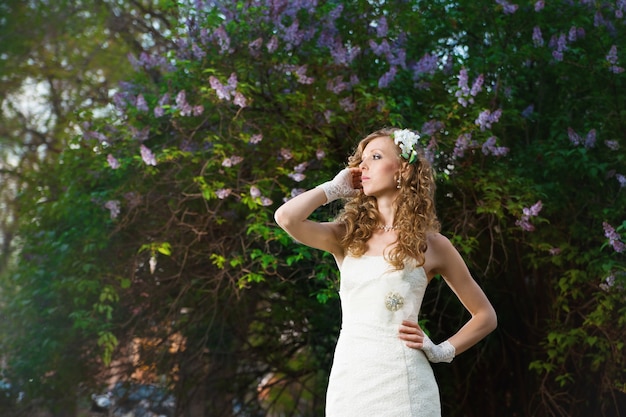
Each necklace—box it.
[377,224,397,232]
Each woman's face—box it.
[358,136,403,197]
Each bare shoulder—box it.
[426,232,457,258]
[424,232,464,278]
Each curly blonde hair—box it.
[337,128,440,269]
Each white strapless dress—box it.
[326,255,440,417]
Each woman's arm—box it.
[274,168,360,256]
[399,233,497,360]
[430,233,497,354]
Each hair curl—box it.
[336,128,440,270]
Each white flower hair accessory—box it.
[393,129,421,164]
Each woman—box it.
[274,128,497,416]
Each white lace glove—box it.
[422,334,456,363]
[316,168,359,205]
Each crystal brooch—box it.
[384,292,405,311]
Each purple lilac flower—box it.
[199,28,210,45]
[594,11,605,28]
[192,43,206,59]
[227,73,238,90]
[209,77,232,101]
[549,247,561,256]
[280,148,293,160]
[294,162,308,173]
[369,39,390,56]
[250,134,263,144]
[568,26,578,42]
[605,140,619,150]
[606,45,625,73]
[127,53,141,71]
[584,129,596,148]
[424,137,437,164]
[534,0,544,11]
[376,16,388,37]
[453,133,474,158]
[85,131,107,142]
[388,48,407,69]
[568,127,582,145]
[475,109,502,131]
[496,0,519,14]
[154,106,165,118]
[107,154,120,169]
[526,200,543,216]
[249,37,263,57]
[140,145,157,166]
[267,36,279,53]
[378,66,397,88]
[470,74,484,96]
[568,127,597,148]
[521,104,534,119]
[294,65,314,84]
[532,26,544,47]
[104,200,121,219]
[316,149,326,160]
[136,94,149,112]
[331,41,360,66]
[455,68,470,107]
[421,120,444,136]
[413,53,439,78]
[222,156,243,167]
[131,126,149,142]
[288,172,306,182]
[516,218,534,232]
[158,93,170,106]
[213,26,232,54]
[216,188,232,199]
[327,76,349,94]
[516,200,543,231]
[557,34,567,51]
[552,50,563,61]
[113,92,131,110]
[279,20,304,50]
[250,186,261,198]
[616,174,626,187]
[193,105,204,116]
[233,92,247,108]
[482,136,509,156]
[603,222,626,252]
[600,275,615,291]
[176,90,193,116]
[260,197,273,207]
[323,110,333,123]
[339,97,356,112]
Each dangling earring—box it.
[396,177,401,189]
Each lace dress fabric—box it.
[325,255,440,417]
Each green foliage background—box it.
[0,1,625,416]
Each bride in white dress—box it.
[274,128,497,416]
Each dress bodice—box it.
[339,255,428,328]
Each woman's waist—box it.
[339,320,403,337]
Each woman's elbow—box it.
[486,306,498,333]
[274,206,291,230]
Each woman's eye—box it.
[372,154,381,160]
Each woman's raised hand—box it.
[317,168,361,205]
